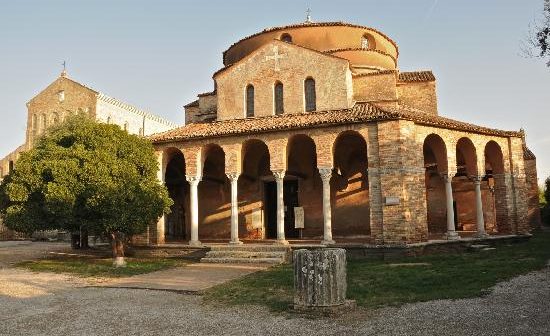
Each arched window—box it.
[124,121,129,132]
[32,114,38,134]
[274,81,284,115]
[41,114,47,132]
[281,33,292,43]
[52,112,60,124]
[361,34,374,49]
[304,77,316,112]
[246,84,255,118]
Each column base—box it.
[445,231,460,240]
[188,240,202,247]
[474,232,489,239]
[275,239,289,245]
[321,239,336,245]
[229,240,244,245]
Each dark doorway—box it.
[264,180,300,239]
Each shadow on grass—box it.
[16,257,188,278]
[204,231,550,312]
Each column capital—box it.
[226,172,240,181]
[441,172,455,182]
[186,175,202,185]
[272,169,285,181]
[318,167,332,182]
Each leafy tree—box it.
[523,0,550,66]
[542,177,550,225]
[0,114,172,266]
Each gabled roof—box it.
[30,75,177,128]
[523,146,536,160]
[214,39,349,79]
[149,102,521,144]
[222,21,399,65]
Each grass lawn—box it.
[203,231,550,311]
[17,257,188,278]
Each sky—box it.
[0,0,549,182]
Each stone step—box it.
[201,257,284,264]
[208,245,290,252]
[205,251,288,259]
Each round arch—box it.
[456,137,478,176]
[163,147,187,241]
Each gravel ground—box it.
[1,264,549,336]
[0,242,70,268]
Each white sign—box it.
[384,196,400,206]
[294,207,304,229]
[251,209,263,229]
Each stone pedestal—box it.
[293,248,354,311]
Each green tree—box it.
[0,114,172,266]
[523,0,550,66]
[542,177,550,225]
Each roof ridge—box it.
[97,93,177,127]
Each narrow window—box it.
[8,161,14,174]
[304,77,316,112]
[361,33,371,49]
[274,82,284,115]
[281,33,292,43]
[32,114,38,134]
[41,114,47,132]
[246,84,254,118]
[52,112,60,124]
[124,122,129,132]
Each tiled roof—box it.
[149,102,521,144]
[197,91,216,97]
[184,99,199,108]
[523,146,536,160]
[353,70,397,78]
[222,21,399,65]
[325,48,398,65]
[398,71,436,82]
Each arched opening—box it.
[453,137,480,233]
[361,33,373,49]
[282,134,320,239]
[423,134,448,237]
[280,33,292,43]
[332,131,370,237]
[164,148,188,241]
[52,112,60,125]
[274,81,284,115]
[485,141,510,233]
[199,144,230,240]
[240,139,271,239]
[245,84,254,118]
[41,114,47,133]
[304,77,316,112]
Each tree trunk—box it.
[70,232,80,250]
[80,226,89,249]
[111,232,127,267]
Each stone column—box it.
[273,170,288,245]
[226,173,242,245]
[319,168,335,245]
[473,176,488,238]
[186,175,202,247]
[443,173,459,240]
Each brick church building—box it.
[147,20,540,247]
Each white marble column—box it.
[226,173,242,245]
[319,168,335,245]
[186,175,202,246]
[443,173,459,240]
[273,170,288,245]
[473,176,488,238]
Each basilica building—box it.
[148,21,540,247]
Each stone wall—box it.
[397,81,438,115]
[352,72,397,102]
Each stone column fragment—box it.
[272,170,288,245]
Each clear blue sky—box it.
[0,0,548,181]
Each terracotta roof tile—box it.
[398,71,435,82]
[149,102,520,144]
[222,21,399,65]
[184,99,199,108]
[523,146,536,160]
[325,48,398,65]
[353,70,397,78]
